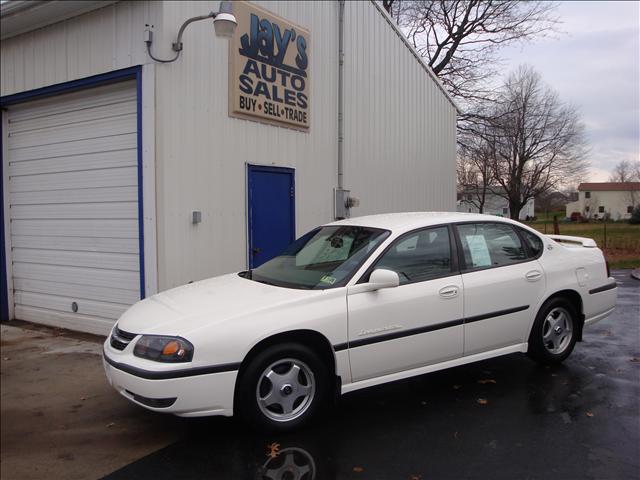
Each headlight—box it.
[133,336,194,363]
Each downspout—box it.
[337,0,345,191]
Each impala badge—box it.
[358,325,402,336]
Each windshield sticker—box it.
[465,234,492,267]
[320,275,337,285]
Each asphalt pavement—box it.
[103,271,640,480]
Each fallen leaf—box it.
[630,357,640,363]
[409,475,422,480]
[2,357,10,361]
[453,384,462,390]
[477,398,488,405]
[453,431,459,440]
[420,401,427,406]
[477,379,496,385]
[353,466,365,473]
[106,422,115,428]
[80,396,87,401]
[266,442,280,459]
[586,411,594,417]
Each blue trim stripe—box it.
[0,117,8,321]
[135,68,146,299]
[0,66,146,312]
[0,67,141,107]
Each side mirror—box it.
[368,269,400,290]
[347,269,400,296]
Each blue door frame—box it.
[247,165,296,268]
[0,66,145,320]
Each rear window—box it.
[518,228,544,258]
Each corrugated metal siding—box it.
[342,1,457,215]
[0,1,159,96]
[154,1,339,289]
[2,0,457,300]
[6,81,140,334]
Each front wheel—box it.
[528,297,578,364]
[236,343,329,432]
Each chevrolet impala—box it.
[103,213,617,430]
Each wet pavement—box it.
[104,271,640,480]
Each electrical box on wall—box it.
[334,188,350,220]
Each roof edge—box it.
[578,182,640,191]
[1,1,118,40]
[368,0,460,114]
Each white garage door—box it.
[6,80,141,335]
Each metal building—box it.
[0,1,457,335]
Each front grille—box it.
[110,326,137,351]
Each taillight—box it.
[605,260,611,278]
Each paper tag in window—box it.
[465,235,492,267]
[320,275,336,285]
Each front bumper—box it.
[103,350,238,417]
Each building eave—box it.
[1,0,118,40]
[369,0,460,114]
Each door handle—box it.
[525,270,543,282]
[252,247,262,255]
[439,285,459,298]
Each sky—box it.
[498,1,640,182]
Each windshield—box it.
[245,226,390,289]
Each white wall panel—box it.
[0,1,160,96]
[2,0,457,317]
[154,1,339,289]
[342,1,457,216]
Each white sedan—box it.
[103,212,617,430]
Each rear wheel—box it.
[237,343,329,432]
[528,297,578,364]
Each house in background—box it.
[456,188,535,220]
[565,182,640,220]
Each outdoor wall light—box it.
[145,1,237,63]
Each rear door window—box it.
[456,223,527,269]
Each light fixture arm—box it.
[145,12,217,64]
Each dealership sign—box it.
[229,2,310,130]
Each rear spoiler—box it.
[546,234,597,248]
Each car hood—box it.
[116,273,323,336]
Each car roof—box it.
[325,212,523,234]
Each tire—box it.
[236,343,329,432]
[527,297,579,364]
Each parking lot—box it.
[2,271,638,480]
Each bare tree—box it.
[609,160,640,182]
[482,66,588,219]
[457,119,497,212]
[397,1,558,106]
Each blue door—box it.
[247,165,296,268]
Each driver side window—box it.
[374,226,452,285]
